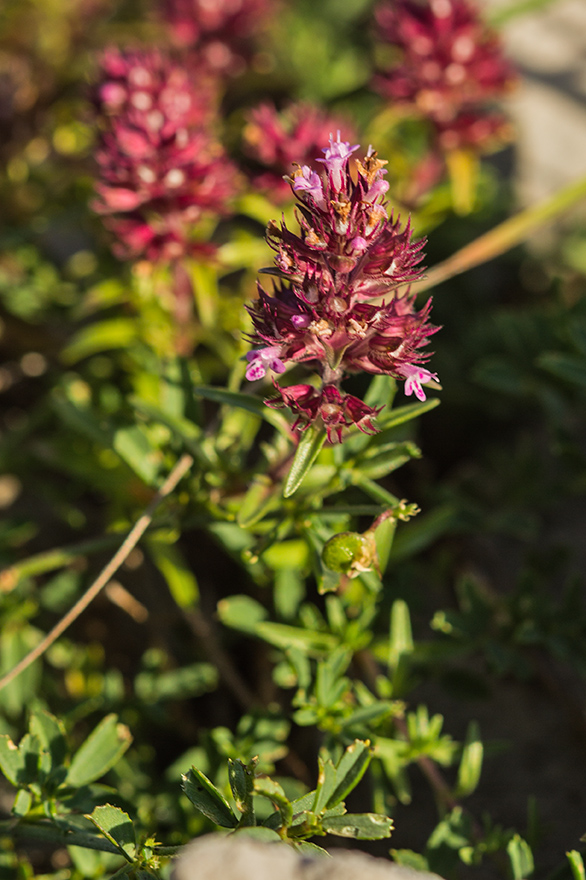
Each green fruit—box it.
[322,531,377,577]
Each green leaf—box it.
[66,715,132,787]
[148,541,199,609]
[340,702,394,730]
[192,386,289,434]
[567,851,586,880]
[537,352,586,388]
[113,425,160,485]
[12,788,32,817]
[129,397,208,463]
[181,767,237,828]
[51,389,112,448]
[327,740,372,808]
[0,733,40,788]
[233,827,282,843]
[389,600,414,667]
[455,721,483,798]
[507,835,534,880]
[390,505,457,563]
[237,476,280,527]
[0,735,25,786]
[0,625,43,717]
[283,427,327,498]
[217,595,268,634]
[293,840,330,856]
[372,513,395,576]
[389,849,430,871]
[375,398,440,431]
[321,812,393,840]
[356,442,421,480]
[29,710,68,784]
[13,822,121,855]
[253,776,293,826]
[87,804,136,862]
[228,759,255,824]
[364,374,397,410]
[255,622,338,654]
[135,663,217,703]
[313,758,338,816]
[61,318,137,364]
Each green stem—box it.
[415,172,586,293]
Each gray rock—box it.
[171,835,444,880]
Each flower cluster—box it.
[373,0,516,152]
[93,48,239,261]
[243,101,355,203]
[159,0,271,76]
[246,135,439,443]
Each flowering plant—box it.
[3,2,586,880]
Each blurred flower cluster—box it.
[246,135,438,442]
[242,101,354,203]
[159,0,272,75]
[93,47,239,262]
[373,0,516,153]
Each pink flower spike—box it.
[316,132,360,190]
[398,364,440,401]
[245,346,286,381]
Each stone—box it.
[171,835,444,880]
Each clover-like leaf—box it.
[182,767,237,828]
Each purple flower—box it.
[397,364,440,401]
[316,133,360,191]
[291,166,326,208]
[245,346,286,381]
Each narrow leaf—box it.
[192,386,289,434]
[66,715,132,787]
[455,721,483,798]
[217,595,268,635]
[113,425,160,485]
[181,767,237,828]
[61,318,137,364]
[567,851,586,880]
[374,398,440,431]
[416,172,586,294]
[255,621,337,654]
[507,835,534,880]
[537,352,586,388]
[389,600,414,667]
[149,542,199,609]
[283,427,327,498]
